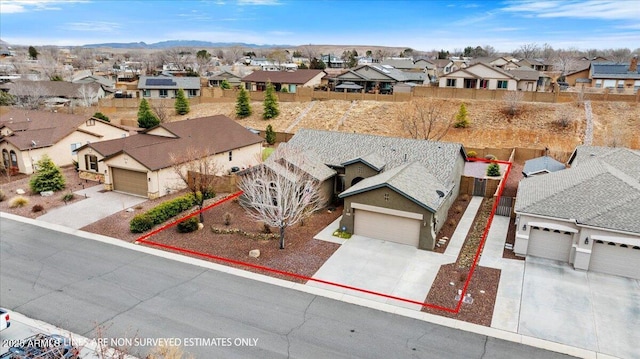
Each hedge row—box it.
[130,193,196,233]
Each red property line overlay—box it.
[136,159,512,314]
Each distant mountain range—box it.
[83,40,291,49]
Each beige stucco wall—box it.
[1,141,29,174]
[212,143,262,174]
[76,147,108,180]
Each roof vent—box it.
[31,140,37,147]
[436,190,445,198]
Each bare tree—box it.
[541,43,555,61]
[38,53,60,80]
[72,48,97,73]
[227,46,245,65]
[238,147,326,249]
[554,105,574,128]
[518,43,540,59]
[482,45,497,57]
[552,49,580,78]
[170,147,221,223]
[151,101,170,123]
[10,81,48,109]
[300,45,318,62]
[503,90,525,116]
[268,49,288,68]
[605,48,631,63]
[400,98,453,140]
[77,84,99,107]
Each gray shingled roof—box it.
[569,145,640,180]
[522,156,566,177]
[138,76,201,90]
[591,63,640,79]
[287,129,464,188]
[266,144,336,181]
[342,152,387,171]
[516,151,640,234]
[339,161,448,212]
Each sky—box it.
[0,0,639,52]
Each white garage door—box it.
[527,226,573,262]
[589,241,640,279]
[112,168,147,197]
[354,209,421,247]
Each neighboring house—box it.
[76,116,263,198]
[241,70,326,93]
[0,109,129,175]
[321,54,346,69]
[522,155,565,177]
[379,58,425,72]
[208,70,243,88]
[0,80,105,107]
[517,58,550,72]
[333,64,427,94]
[589,56,639,91]
[137,75,201,99]
[504,66,550,91]
[514,145,640,279]
[72,73,116,95]
[274,129,466,251]
[439,63,518,90]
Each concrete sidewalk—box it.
[444,196,483,258]
[37,186,146,229]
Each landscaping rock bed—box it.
[433,194,472,254]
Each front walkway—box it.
[310,196,484,310]
[37,186,146,229]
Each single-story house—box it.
[504,66,550,91]
[522,155,566,177]
[439,62,521,90]
[589,56,639,91]
[137,75,201,99]
[208,70,243,88]
[333,64,427,93]
[241,70,326,93]
[76,115,263,198]
[0,80,105,107]
[0,109,130,175]
[514,145,640,279]
[272,129,466,250]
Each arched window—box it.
[9,150,18,167]
[2,149,9,169]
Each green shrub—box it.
[62,193,74,202]
[262,82,279,120]
[467,150,477,158]
[130,214,154,233]
[29,155,66,193]
[129,193,196,232]
[220,79,231,90]
[9,196,29,208]
[235,87,252,118]
[177,217,199,233]
[174,88,190,115]
[93,112,110,122]
[487,162,501,177]
[265,124,276,145]
[454,103,470,128]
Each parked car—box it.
[557,81,569,90]
[0,308,9,331]
[0,333,80,359]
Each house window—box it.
[446,79,457,87]
[70,143,81,155]
[384,193,390,201]
[479,79,489,89]
[159,89,168,98]
[188,89,197,97]
[2,149,9,169]
[9,150,17,167]
[85,154,98,171]
[595,80,602,88]
[228,151,232,161]
[634,80,640,91]
[86,119,96,126]
[143,89,151,97]
[445,66,451,73]
[497,80,508,89]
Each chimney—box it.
[630,55,638,73]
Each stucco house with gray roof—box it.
[277,129,466,250]
[334,64,427,94]
[514,145,640,279]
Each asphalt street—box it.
[0,217,576,359]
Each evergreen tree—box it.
[486,162,501,177]
[265,124,276,145]
[262,82,279,120]
[28,46,39,60]
[174,88,190,115]
[309,57,326,69]
[235,87,252,118]
[220,79,231,90]
[297,62,308,69]
[137,98,159,128]
[29,155,65,193]
[454,103,470,128]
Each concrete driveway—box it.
[519,257,640,359]
[37,186,146,229]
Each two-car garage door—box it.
[354,209,421,247]
[527,226,574,262]
[112,168,147,197]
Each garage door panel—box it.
[527,227,573,262]
[354,209,420,247]
[589,242,640,279]
[112,168,147,197]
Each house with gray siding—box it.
[137,75,201,99]
[514,145,640,279]
[276,129,466,251]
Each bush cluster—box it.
[177,217,199,233]
[9,196,29,208]
[130,193,195,233]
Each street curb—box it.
[0,212,618,359]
